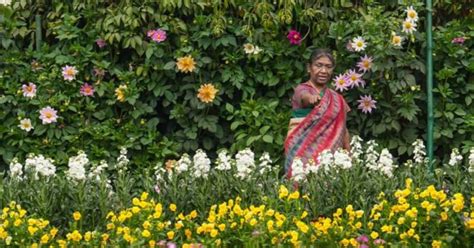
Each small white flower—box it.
[351,36,367,52]
[391,32,404,47]
[0,0,12,6]
[405,6,419,22]
[243,43,255,54]
[253,46,263,55]
[448,148,463,166]
[18,118,33,132]
[402,19,417,34]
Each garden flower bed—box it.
[1,138,473,247]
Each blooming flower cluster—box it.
[448,148,463,166]
[67,151,89,181]
[80,83,95,97]
[412,139,426,165]
[114,85,127,102]
[351,36,367,52]
[335,38,377,113]
[24,154,56,179]
[357,95,377,114]
[451,37,466,45]
[235,148,256,179]
[115,147,130,172]
[193,149,211,179]
[402,6,418,34]
[176,55,196,73]
[2,178,473,247]
[18,118,33,132]
[290,137,400,181]
[215,150,232,171]
[22,82,36,98]
[95,38,106,48]
[147,29,167,43]
[469,148,474,173]
[9,158,23,180]
[197,84,218,103]
[62,65,78,81]
[39,106,59,124]
[287,29,302,45]
[154,148,274,191]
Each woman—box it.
[285,49,351,177]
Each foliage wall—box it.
[0,0,472,167]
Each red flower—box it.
[287,29,302,45]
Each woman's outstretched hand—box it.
[307,94,321,105]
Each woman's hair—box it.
[309,49,335,66]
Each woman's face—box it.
[308,56,334,86]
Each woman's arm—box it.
[300,93,321,107]
[343,128,351,151]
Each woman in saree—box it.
[285,49,351,178]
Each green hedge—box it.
[0,0,472,167]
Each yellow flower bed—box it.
[1,181,473,247]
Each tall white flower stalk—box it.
[235,148,255,180]
[88,160,108,182]
[215,150,232,171]
[412,139,426,165]
[24,154,56,179]
[334,149,353,169]
[67,150,89,181]
[116,147,129,172]
[364,140,380,171]
[350,135,364,164]
[176,153,192,174]
[378,149,397,177]
[258,152,273,175]
[317,149,334,172]
[448,148,463,167]
[468,148,474,173]
[290,157,306,182]
[193,149,211,179]
[9,158,23,180]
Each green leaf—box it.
[454,108,466,116]
[163,61,176,70]
[34,125,47,135]
[201,57,212,64]
[146,46,154,59]
[262,135,273,143]
[230,121,242,130]
[404,74,416,85]
[225,103,234,113]
[246,135,261,146]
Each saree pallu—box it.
[284,89,347,178]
